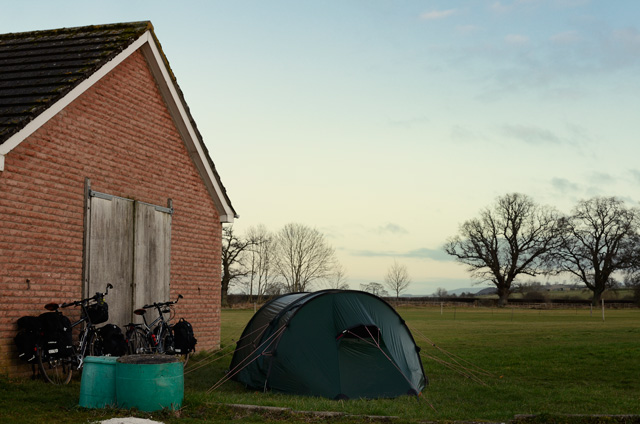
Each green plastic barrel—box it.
[115,355,184,412]
[79,356,119,408]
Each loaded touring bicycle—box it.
[14,284,127,384]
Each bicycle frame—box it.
[127,294,183,355]
[68,313,95,370]
[136,306,172,353]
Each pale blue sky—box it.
[4,1,640,294]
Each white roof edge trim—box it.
[0,34,147,158]
[220,214,235,224]
[0,154,4,172]
[141,32,236,222]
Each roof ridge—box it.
[0,21,152,41]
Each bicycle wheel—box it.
[88,331,104,357]
[37,347,72,385]
[127,327,150,354]
[160,330,190,367]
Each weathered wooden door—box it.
[84,186,172,327]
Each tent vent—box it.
[336,325,380,341]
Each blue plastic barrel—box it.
[115,354,184,412]
[79,356,119,408]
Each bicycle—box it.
[36,283,113,384]
[125,294,191,366]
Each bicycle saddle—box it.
[134,308,146,316]
[44,303,59,311]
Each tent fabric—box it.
[230,290,427,399]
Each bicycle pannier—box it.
[172,318,197,354]
[97,324,127,356]
[86,301,109,324]
[38,312,73,358]
[17,315,41,332]
[14,315,41,363]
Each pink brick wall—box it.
[0,50,223,376]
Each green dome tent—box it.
[229,290,427,399]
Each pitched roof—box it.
[0,21,237,222]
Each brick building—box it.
[0,22,236,376]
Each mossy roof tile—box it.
[0,21,151,143]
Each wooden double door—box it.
[84,185,172,327]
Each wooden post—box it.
[601,299,605,322]
[441,302,443,316]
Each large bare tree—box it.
[384,260,412,299]
[555,197,639,305]
[444,193,563,306]
[221,225,255,306]
[273,223,336,292]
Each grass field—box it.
[1,306,639,423]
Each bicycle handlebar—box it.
[142,294,183,310]
[57,283,114,309]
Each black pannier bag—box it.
[17,315,41,332]
[14,315,42,363]
[97,324,127,356]
[86,301,109,324]
[14,331,40,363]
[172,318,197,354]
[38,312,73,358]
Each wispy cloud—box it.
[587,172,616,186]
[630,170,640,184]
[551,177,580,194]
[501,124,562,145]
[420,9,457,20]
[351,247,452,261]
[376,223,408,235]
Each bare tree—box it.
[221,225,255,306]
[555,197,640,305]
[326,263,349,290]
[444,193,563,306]
[360,282,388,297]
[273,223,337,293]
[384,260,412,299]
[244,225,276,302]
[434,287,448,297]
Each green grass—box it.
[2,307,640,423]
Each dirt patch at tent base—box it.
[225,403,399,422]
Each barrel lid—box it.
[117,354,180,364]
[84,355,119,364]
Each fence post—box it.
[601,299,605,322]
